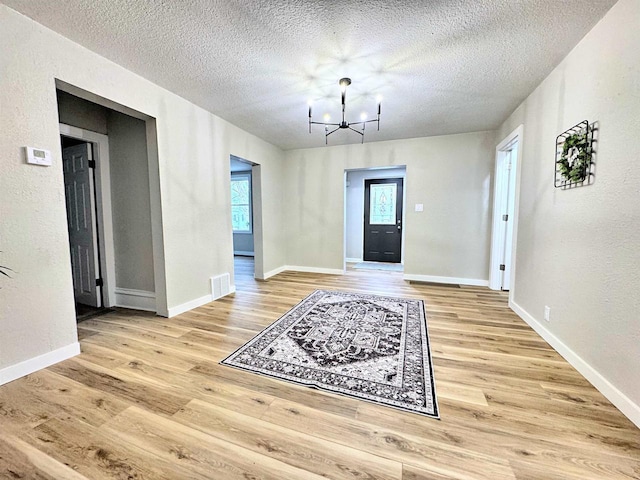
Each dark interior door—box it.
[363,178,403,263]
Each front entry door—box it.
[363,178,403,263]
[63,143,101,307]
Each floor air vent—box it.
[211,273,231,300]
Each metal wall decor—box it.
[555,120,594,188]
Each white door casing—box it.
[489,124,523,292]
[63,143,101,307]
[501,146,518,289]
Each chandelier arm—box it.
[348,118,380,127]
[347,127,364,136]
[325,126,341,137]
[310,121,340,126]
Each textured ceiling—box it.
[3,0,616,150]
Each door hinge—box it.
[499,264,506,271]
[88,159,96,169]
[502,214,509,221]
[96,278,104,287]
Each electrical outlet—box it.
[544,306,551,322]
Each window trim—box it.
[231,172,252,234]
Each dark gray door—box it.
[63,143,101,307]
[363,178,403,263]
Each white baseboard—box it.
[403,273,489,287]
[167,286,236,318]
[286,265,345,275]
[0,343,80,386]
[262,265,345,280]
[262,265,287,280]
[168,294,212,317]
[345,257,362,263]
[510,300,640,429]
[115,288,156,312]
[234,251,255,257]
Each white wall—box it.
[497,0,640,425]
[284,131,495,282]
[0,5,286,379]
[107,110,155,293]
[345,167,406,261]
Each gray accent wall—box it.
[57,90,108,134]
[57,91,156,293]
[107,111,155,292]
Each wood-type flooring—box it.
[0,257,638,479]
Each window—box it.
[369,183,397,225]
[231,173,252,233]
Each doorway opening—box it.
[489,125,523,292]
[56,83,167,318]
[344,166,406,272]
[230,155,261,286]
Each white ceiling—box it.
[4,0,616,150]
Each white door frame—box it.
[251,164,265,280]
[59,123,116,308]
[489,125,523,293]
[343,166,407,268]
[229,155,265,281]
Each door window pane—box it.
[231,174,252,233]
[370,183,396,225]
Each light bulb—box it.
[323,113,331,122]
[360,112,367,121]
[376,95,383,104]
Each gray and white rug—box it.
[221,290,439,418]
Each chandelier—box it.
[308,78,381,144]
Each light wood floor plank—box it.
[0,257,638,480]
[173,398,402,479]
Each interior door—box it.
[501,145,518,290]
[63,143,101,307]
[363,178,403,263]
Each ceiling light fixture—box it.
[308,78,381,144]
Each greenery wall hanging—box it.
[555,120,593,188]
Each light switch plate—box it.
[415,203,424,212]
[25,146,52,166]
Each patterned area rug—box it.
[221,290,439,418]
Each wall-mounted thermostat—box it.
[25,146,52,166]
